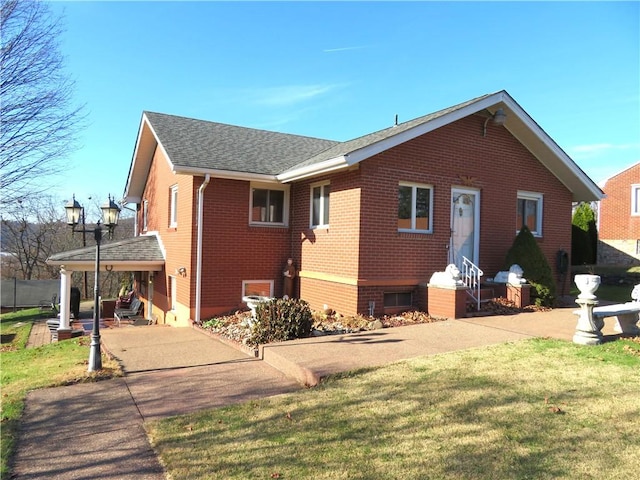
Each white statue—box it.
[429,264,463,286]
[507,264,526,284]
[631,284,640,303]
[494,264,526,284]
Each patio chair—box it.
[114,298,143,326]
[115,290,135,309]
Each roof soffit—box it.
[124,114,175,203]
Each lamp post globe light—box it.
[65,195,120,372]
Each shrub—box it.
[250,298,313,346]
[504,225,556,307]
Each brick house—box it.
[597,162,640,266]
[49,90,604,326]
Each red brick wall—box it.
[599,163,640,239]
[198,178,291,317]
[291,115,574,315]
[140,115,577,319]
[139,147,196,317]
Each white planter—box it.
[242,295,271,320]
[574,274,601,300]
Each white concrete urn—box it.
[574,274,601,300]
[242,295,271,321]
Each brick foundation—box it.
[506,284,530,308]
[427,284,468,319]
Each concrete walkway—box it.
[11,304,627,479]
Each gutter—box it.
[195,174,211,324]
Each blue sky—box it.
[47,0,639,211]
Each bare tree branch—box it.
[0,0,86,205]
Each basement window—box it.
[384,292,412,309]
[242,280,274,298]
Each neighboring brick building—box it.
[597,162,640,266]
[48,90,605,325]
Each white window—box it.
[632,185,640,216]
[310,181,330,228]
[242,280,274,298]
[169,275,177,311]
[142,199,148,231]
[517,191,543,236]
[398,182,433,233]
[169,185,178,228]
[249,182,289,226]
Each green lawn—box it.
[0,309,121,477]
[148,338,640,480]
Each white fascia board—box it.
[173,166,279,183]
[277,156,349,183]
[278,93,508,181]
[45,260,164,272]
[124,116,150,200]
[124,115,174,202]
[348,94,510,164]
[502,96,604,200]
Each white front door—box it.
[450,188,480,269]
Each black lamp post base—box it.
[87,334,102,372]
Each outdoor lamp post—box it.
[65,195,120,371]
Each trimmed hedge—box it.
[504,226,556,307]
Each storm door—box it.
[450,188,480,269]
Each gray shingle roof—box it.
[144,112,339,175]
[281,93,493,173]
[47,235,164,264]
[145,93,493,176]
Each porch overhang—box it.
[46,234,165,272]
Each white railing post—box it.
[461,256,483,311]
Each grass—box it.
[0,308,122,478]
[147,337,640,480]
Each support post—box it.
[57,266,73,341]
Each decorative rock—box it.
[368,319,384,330]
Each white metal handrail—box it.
[461,256,484,311]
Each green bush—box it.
[250,298,313,346]
[504,226,556,307]
[571,202,598,265]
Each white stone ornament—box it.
[429,264,463,287]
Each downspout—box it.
[195,174,211,324]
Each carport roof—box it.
[46,234,165,272]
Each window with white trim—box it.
[398,182,433,233]
[250,183,289,226]
[169,185,178,228]
[142,199,148,231]
[310,181,330,228]
[517,191,543,236]
[632,185,640,216]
